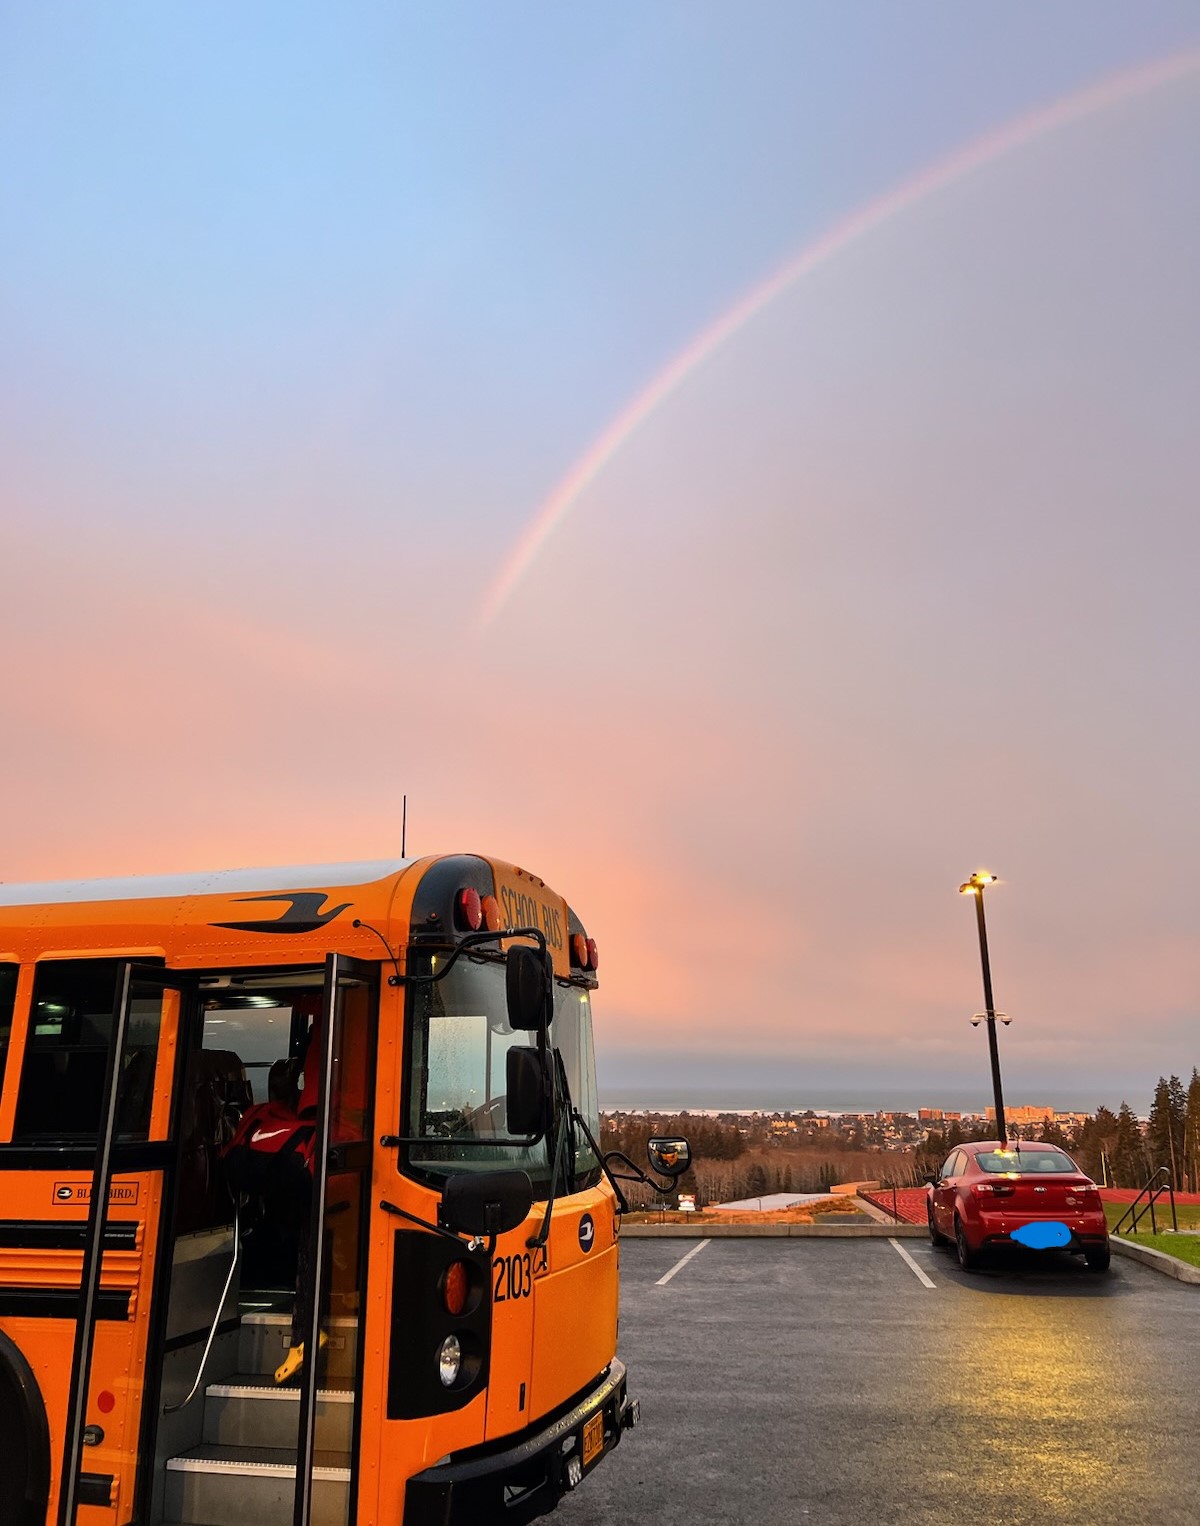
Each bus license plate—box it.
[582,1412,605,1469]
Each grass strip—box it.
[1115,1230,1200,1269]
[1104,1201,1200,1231]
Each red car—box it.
[927,1140,1110,1272]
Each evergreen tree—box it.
[1169,1075,1188,1185]
[1146,1077,1185,1184]
[1038,1117,1069,1148]
[1184,1070,1200,1193]
[1072,1105,1118,1184]
[1111,1102,1146,1188]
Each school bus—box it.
[0,854,689,1526]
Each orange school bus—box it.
[0,855,688,1526]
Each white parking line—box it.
[656,1239,712,1286]
[889,1237,936,1288]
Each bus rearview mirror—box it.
[648,1137,691,1179]
[441,1170,534,1238]
[505,945,553,1032]
[505,1046,546,1137]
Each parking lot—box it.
[559,1236,1200,1526]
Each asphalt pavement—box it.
[557,1235,1200,1526]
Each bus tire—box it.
[0,1332,51,1526]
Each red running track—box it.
[858,1188,929,1225]
[860,1187,1200,1224]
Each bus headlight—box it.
[437,1334,462,1387]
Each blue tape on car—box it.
[1012,1220,1072,1249]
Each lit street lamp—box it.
[959,870,1008,1147]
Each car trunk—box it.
[997,1172,1093,1215]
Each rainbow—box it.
[478,48,1200,628]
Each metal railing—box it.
[1112,1165,1177,1236]
[162,1200,240,1414]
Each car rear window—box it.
[977,1149,1077,1174]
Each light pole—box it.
[959,870,1008,1147]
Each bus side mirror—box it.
[505,1046,546,1137]
[441,1170,534,1237]
[506,945,554,1032]
[648,1136,690,1179]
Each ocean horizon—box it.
[598,1085,1122,1116]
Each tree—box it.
[1146,1076,1185,1185]
[1111,1102,1146,1188]
[1169,1075,1188,1185]
[1184,1070,1200,1194]
[1038,1117,1069,1148]
[1071,1105,1117,1183]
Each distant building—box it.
[918,1109,943,1122]
[986,1105,1054,1126]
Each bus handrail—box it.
[162,1200,240,1415]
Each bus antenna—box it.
[402,795,407,858]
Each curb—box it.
[620,1222,927,1238]
[1110,1235,1200,1284]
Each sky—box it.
[2,3,1199,1111]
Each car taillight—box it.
[972,1182,1015,1198]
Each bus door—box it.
[292,953,375,1526]
[55,962,190,1526]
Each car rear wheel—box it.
[1084,1244,1111,1273]
[954,1216,980,1272]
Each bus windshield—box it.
[406,954,601,1194]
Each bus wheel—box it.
[0,1333,51,1526]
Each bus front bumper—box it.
[403,1359,637,1525]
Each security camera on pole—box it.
[959,870,1010,1148]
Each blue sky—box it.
[3,4,1199,1108]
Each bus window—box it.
[13,958,163,1141]
[0,963,16,1102]
[202,1000,293,1098]
[554,984,602,1183]
[406,954,554,1187]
